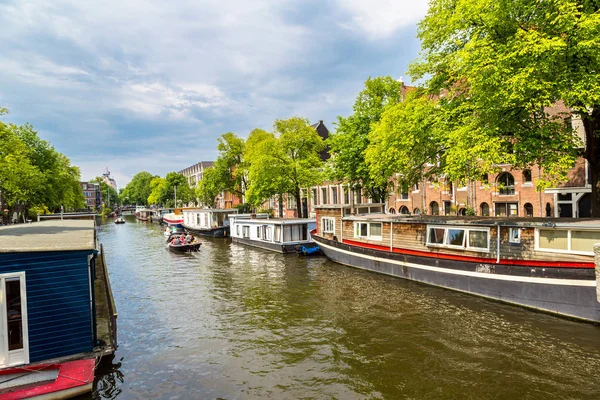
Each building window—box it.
[524,203,534,217]
[458,208,466,216]
[545,203,552,217]
[399,206,410,215]
[509,228,521,244]
[312,188,317,206]
[343,187,350,204]
[430,201,439,215]
[426,225,490,252]
[480,202,490,216]
[321,187,328,205]
[443,201,452,215]
[497,172,515,195]
[331,187,338,204]
[495,202,518,217]
[355,187,362,204]
[389,182,395,195]
[321,217,335,234]
[354,222,382,241]
[523,169,532,183]
[413,208,421,215]
[398,182,409,200]
[413,182,419,192]
[389,208,396,214]
[288,196,297,210]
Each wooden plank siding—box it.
[0,250,95,362]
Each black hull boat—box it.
[168,242,201,252]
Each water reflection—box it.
[92,216,600,399]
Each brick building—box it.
[80,182,102,211]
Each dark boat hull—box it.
[168,243,201,252]
[184,225,230,238]
[231,237,316,254]
[312,235,600,323]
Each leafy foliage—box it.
[409,0,600,213]
[328,76,403,203]
[119,171,156,205]
[196,167,221,208]
[147,172,194,207]
[245,118,325,216]
[0,110,85,214]
[90,177,119,207]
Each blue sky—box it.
[0,0,428,187]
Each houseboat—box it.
[150,208,173,224]
[162,209,184,227]
[135,208,154,221]
[312,203,600,323]
[182,208,237,237]
[230,214,317,253]
[0,219,117,396]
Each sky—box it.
[0,0,429,188]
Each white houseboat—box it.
[182,208,237,237]
[311,203,600,323]
[230,214,317,253]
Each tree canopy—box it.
[328,76,404,203]
[409,0,600,215]
[147,172,194,207]
[90,177,119,207]
[119,171,156,205]
[245,118,325,216]
[0,109,85,216]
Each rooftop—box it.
[0,220,96,253]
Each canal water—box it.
[91,217,600,399]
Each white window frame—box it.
[354,222,382,241]
[0,272,29,368]
[534,228,599,256]
[426,225,490,253]
[321,217,335,234]
[509,228,521,244]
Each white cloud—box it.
[336,0,429,38]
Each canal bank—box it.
[94,216,600,399]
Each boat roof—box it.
[232,218,315,225]
[316,203,385,210]
[0,220,96,253]
[343,214,600,229]
[182,208,238,213]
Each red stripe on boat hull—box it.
[341,239,594,269]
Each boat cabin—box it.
[0,220,117,368]
[182,208,237,237]
[315,204,600,264]
[230,214,317,253]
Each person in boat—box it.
[185,233,194,244]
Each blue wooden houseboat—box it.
[0,220,117,370]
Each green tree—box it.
[366,90,444,189]
[214,132,248,198]
[410,0,600,215]
[328,76,403,203]
[147,172,194,207]
[119,171,156,205]
[1,110,84,216]
[196,167,221,208]
[245,118,325,217]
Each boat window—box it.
[537,229,600,255]
[236,225,240,236]
[538,229,569,250]
[571,231,599,252]
[428,228,445,244]
[446,229,465,246]
[322,217,335,234]
[370,223,382,238]
[468,230,488,249]
[427,225,490,252]
[509,228,520,244]
[242,226,250,238]
[256,226,261,239]
[355,222,368,237]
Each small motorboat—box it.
[0,358,95,399]
[168,241,201,253]
[115,217,126,224]
[296,244,322,256]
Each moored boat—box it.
[312,203,600,323]
[163,209,184,227]
[182,208,236,237]
[0,358,95,399]
[230,214,318,253]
